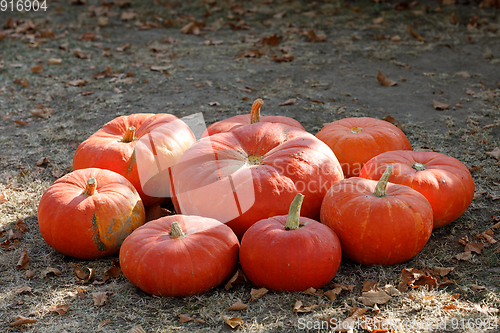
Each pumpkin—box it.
[240,194,342,292]
[38,168,145,260]
[73,113,196,207]
[320,166,433,265]
[203,98,304,137]
[119,215,239,297]
[359,150,475,228]
[171,121,344,238]
[315,117,412,178]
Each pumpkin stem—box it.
[82,177,97,196]
[122,126,136,143]
[250,98,264,124]
[169,222,185,239]
[350,126,362,133]
[412,162,426,171]
[374,165,393,198]
[285,193,305,230]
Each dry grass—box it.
[1,0,500,332]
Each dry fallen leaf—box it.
[474,229,497,244]
[249,288,268,302]
[227,301,249,311]
[373,17,385,24]
[293,300,320,313]
[407,26,427,42]
[48,304,69,315]
[41,267,62,278]
[324,288,342,301]
[30,64,42,73]
[464,242,484,254]
[179,314,194,323]
[432,100,449,110]
[0,192,6,204]
[48,58,62,65]
[469,284,486,292]
[1,239,16,250]
[30,106,55,118]
[12,285,32,294]
[129,325,146,333]
[455,251,473,261]
[362,280,380,292]
[98,17,109,27]
[301,287,323,296]
[79,32,97,41]
[279,98,297,106]
[304,30,326,42]
[16,218,28,232]
[377,71,397,86]
[398,268,438,291]
[67,79,88,87]
[259,34,282,47]
[180,21,206,35]
[485,147,500,160]
[16,248,30,270]
[74,263,95,283]
[458,235,469,245]
[225,269,248,290]
[9,316,37,327]
[358,290,392,306]
[92,292,111,306]
[223,316,243,329]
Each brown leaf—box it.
[208,101,220,106]
[377,71,397,86]
[0,192,6,204]
[349,306,368,319]
[79,32,97,41]
[48,58,62,65]
[293,300,320,313]
[450,12,459,25]
[362,280,380,292]
[455,251,472,261]
[16,248,29,270]
[458,235,469,245]
[398,268,438,291]
[116,43,133,52]
[48,304,69,315]
[279,98,297,106]
[180,21,206,35]
[9,316,37,327]
[468,165,483,173]
[102,260,121,282]
[15,120,29,126]
[301,287,323,296]
[92,292,111,306]
[30,64,42,73]
[474,229,497,244]
[67,79,87,87]
[223,316,243,328]
[407,26,427,42]
[432,100,449,110]
[373,17,385,24]
[430,266,454,277]
[1,239,16,250]
[129,325,146,333]
[9,229,23,240]
[12,285,32,294]
[464,242,484,254]
[225,269,248,290]
[469,284,486,292]
[259,34,283,47]
[41,267,62,278]
[383,115,396,124]
[239,49,267,58]
[358,290,392,306]
[324,287,342,301]
[25,270,34,278]
[227,301,249,311]
[30,106,55,118]
[98,17,109,27]
[74,263,95,283]
[271,53,294,62]
[74,50,91,59]
[466,89,475,95]
[485,147,500,160]
[16,218,28,232]
[249,287,268,302]
[179,314,194,323]
[304,30,326,42]
[14,78,29,87]
[93,66,113,79]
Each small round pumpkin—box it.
[171,121,344,239]
[119,215,239,297]
[359,150,475,228]
[240,194,342,292]
[320,166,433,265]
[38,168,145,260]
[73,113,196,207]
[203,99,304,137]
[315,117,412,178]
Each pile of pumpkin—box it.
[37,99,475,297]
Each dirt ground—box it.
[1,0,500,332]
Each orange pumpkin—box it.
[203,99,304,137]
[320,166,433,265]
[240,194,342,292]
[315,117,412,178]
[171,122,344,239]
[119,215,239,297]
[359,150,475,228]
[73,113,196,207]
[38,168,145,259]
